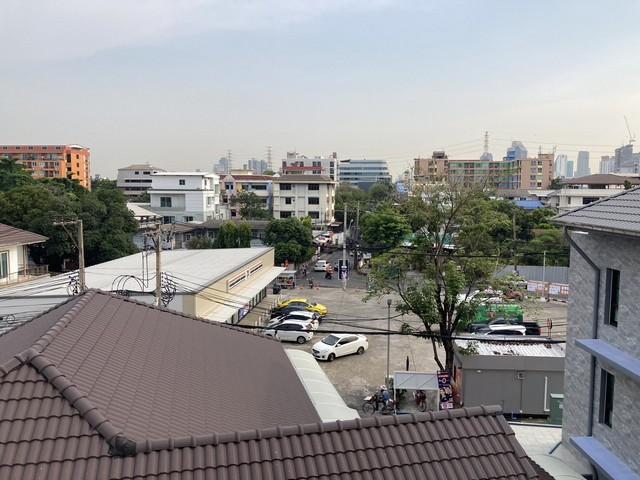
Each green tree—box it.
[187,236,216,249]
[366,183,503,374]
[236,221,252,247]
[213,221,252,248]
[230,191,271,219]
[0,158,35,192]
[369,182,395,203]
[265,218,314,265]
[335,184,370,223]
[360,210,411,252]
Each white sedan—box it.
[312,334,368,361]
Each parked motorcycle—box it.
[362,393,396,415]
[414,389,427,412]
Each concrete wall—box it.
[562,231,640,475]
[0,245,19,284]
[455,353,564,416]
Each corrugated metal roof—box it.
[455,339,566,357]
[0,223,48,248]
[553,186,640,236]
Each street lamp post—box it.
[386,298,392,386]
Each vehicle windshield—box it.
[322,335,340,346]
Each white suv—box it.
[266,315,319,331]
[263,320,314,344]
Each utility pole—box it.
[386,298,392,386]
[542,250,547,283]
[342,204,348,290]
[154,227,162,307]
[512,210,517,275]
[354,202,360,271]
[53,219,86,292]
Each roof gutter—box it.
[563,227,599,437]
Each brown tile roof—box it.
[0,223,48,248]
[561,173,640,185]
[0,291,545,479]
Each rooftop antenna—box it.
[483,131,489,155]
[624,116,636,145]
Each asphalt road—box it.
[300,247,368,290]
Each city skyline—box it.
[2,0,639,178]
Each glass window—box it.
[308,211,319,219]
[599,369,615,427]
[308,184,320,191]
[308,197,319,205]
[280,211,292,218]
[134,171,139,175]
[0,251,8,279]
[285,197,293,205]
[160,197,172,208]
[280,183,292,190]
[179,179,186,186]
[605,268,620,327]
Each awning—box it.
[393,371,439,391]
[285,349,359,422]
[202,266,284,323]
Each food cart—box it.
[274,270,297,291]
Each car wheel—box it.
[296,336,307,344]
[357,347,365,355]
[327,353,336,362]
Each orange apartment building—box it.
[414,152,554,195]
[0,145,91,190]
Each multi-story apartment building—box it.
[0,144,91,189]
[220,174,273,218]
[117,163,166,197]
[280,151,338,181]
[148,172,222,224]
[338,159,391,191]
[554,188,640,479]
[272,175,336,225]
[414,151,554,193]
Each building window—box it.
[163,216,175,224]
[143,171,150,175]
[285,197,293,205]
[605,268,620,327]
[184,216,194,222]
[0,251,8,279]
[308,197,320,205]
[599,369,615,427]
[308,184,320,191]
[134,171,140,175]
[308,211,320,219]
[280,183,292,190]
[280,211,292,218]
[179,179,186,185]
[160,197,172,208]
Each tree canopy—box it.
[265,217,314,266]
[230,191,272,220]
[0,176,138,271]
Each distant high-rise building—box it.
[554,154,568,178]
[0,144,91,190]
[214,157,230,175]
[576,151,591,177]
[600,155,614,174]
[247,158,268,174]
[505,141,528,161]
[566,160,574,178]
[338,159,391,191]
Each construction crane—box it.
[624,115,636,145]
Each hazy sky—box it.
[2,0,640,177]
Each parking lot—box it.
[244,280,569,414]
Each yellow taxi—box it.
[275,297,328,316]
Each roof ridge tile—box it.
[132,405,506,455]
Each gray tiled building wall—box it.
[562,231,640,475]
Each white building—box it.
[272,175,336,225]
[338,159,391,191]
[148,171,222,223]
[0,223,48,286]
[117,163,166,197]
[555,154,568,178]
[280,151,338,181]
[0,248,283,327]
[548,174,640,213]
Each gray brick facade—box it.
[562,231,640,475]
